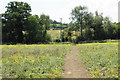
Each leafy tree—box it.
[40,14,50,31]
[2,1,31,43]
[24,15,51,43]
[83,27,94,40]
[116,23,120,39]
[84,12,94,28]
[67,5,119,42]
[61,28,72,42]
[0,15,2,44]
[24,15,44,43]
[102,17,115,39]
[84,12,94,40]
[92,11,104,40]
[71,5,88,39]
[53,20,58,24]
[39,14,52,42]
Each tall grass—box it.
[2,44,72,78]
[77,43,118,78]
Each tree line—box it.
[2,1,120,44]
[2,1,52,44]
[60,6,120,43]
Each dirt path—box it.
[62,46,90,78]
[0,74,2,79]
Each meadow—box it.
[1,41,119,78]
[77,43,118,78]
[2,44,72,78]
[47,30,61,40]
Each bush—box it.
[45,33,52,42]
[54,36,61,42]
[83,28,94,40]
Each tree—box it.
[2,1,31,43]
[111,23,119,39]
[40,14,50,31]
[68,5,118,42]
[84,12,94,40]
[71,5,88,39]
[117,23,120,39]
[24,15,51,43]
[39,14,51,42]
[61,28,72,42]
[102,17,115,39]
[24,15,44,43]
[84,12,94,28]
[92,11,104,40]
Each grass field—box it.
[47,30,61,40]
[1,41,119,78]
[77,43,118,78]
[2,44,72,78]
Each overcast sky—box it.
[1,0,119,23]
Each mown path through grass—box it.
[62,45,90,78]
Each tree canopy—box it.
[71,5,88,38]
[2,1,51,44]
[2,1,31,43]
[2,2,119,44]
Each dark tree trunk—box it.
[17,22,23,43]
[17,30,23,43]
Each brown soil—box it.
[62,46,90,78]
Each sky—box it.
[1,0,119,23]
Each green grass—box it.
[51,24,67,27]
[2,44,72,78]
[2,41,119,78]
[77,43,118,78]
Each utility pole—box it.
[60,18,62,33]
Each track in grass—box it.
[62,46,90,78]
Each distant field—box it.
[51,24,67,27]
[77,43,118,78]
[47,30,61,40]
